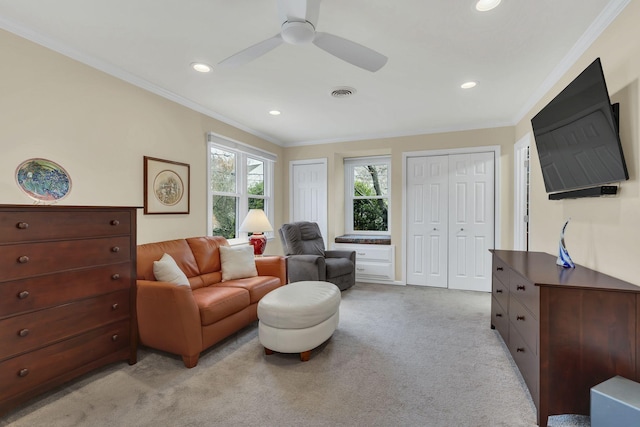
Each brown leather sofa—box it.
[136,236,286,368]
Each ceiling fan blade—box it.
[313,32,387,72]
[217,34,284,68]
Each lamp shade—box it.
[239,209,273,233]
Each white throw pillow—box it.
[220,245,258,281]
[153,253,190,286]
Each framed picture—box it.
[144,156,190,214]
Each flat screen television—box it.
[531,57,628,198]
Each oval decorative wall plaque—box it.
[15,158,71,202]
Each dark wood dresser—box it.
[490,249,640,427]
[0,205,138,415]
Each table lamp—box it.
[239,209,273,256]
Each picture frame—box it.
[144,156,190,214]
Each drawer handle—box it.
[516,315,525,321]
[516,285,525,291]
[18,328,30,337]
[496,267,504,271]
[112,303,119,310]
[18,368,29,378]
[516,347,525,353]
[111,246,120,253]
[17,255,30,264]
[496,289,503,294]
[17,290,30,300]
[495,313,503,318]
[112,334,119,341]
[16,222,29,230]
[111,273,120,280]
[111,220,120,226]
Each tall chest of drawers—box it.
[0,205,138,415]
[490,250,640,427]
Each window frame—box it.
[207,134,275,245]
[344,156,391,235]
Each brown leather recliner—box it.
[136,236,286,368]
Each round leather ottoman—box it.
[257,281,340,361]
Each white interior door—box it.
[447,152,494,292]
[405,150,495,291]
[289,159,328,245]
[406,156,448,287]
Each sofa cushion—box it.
[192,286,250,325]
[219,245,258,281]
[137,239,200,281]
[185,236,227,275]
[219,275,282,304]
[153,253,190,286]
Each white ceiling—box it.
[0,0,627,147]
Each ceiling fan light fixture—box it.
[281,21,316,45]
[475,0,501,12]
[191,62,212,73]
[461,81,478,89]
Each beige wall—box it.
[515,1,640,285]
[0,29,285,248]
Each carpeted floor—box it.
[1,283,590,427]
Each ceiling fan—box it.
[217,0,388,72]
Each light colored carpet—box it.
[1,283,590,427]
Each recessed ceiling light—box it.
[269,110,281,116]
[475,0,501,12]
[461,81,477,89]
[191,62,212,73]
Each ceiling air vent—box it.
[331,87,357,98]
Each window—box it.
[345,156,390,234]
[207,134,275,244]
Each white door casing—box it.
[514,134,531,251]
[289,159,328,247]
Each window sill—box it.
[334,234,391,245]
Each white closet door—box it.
[290,159,328,246]
[447,152,494,292]
[406,155,448,287]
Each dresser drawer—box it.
[0,262,132,317]
[491,296,509,342]
[509,324,539,405]
[351,245,393,262]
[509,271,539,318]
[0,320,130,402]
[492,275,509,312]
[355,261,394,281]
[509,295,538,355]
[0,210,131,243]
[0,290,130,361]
[493,255,509,285]
[0,236,131,281]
